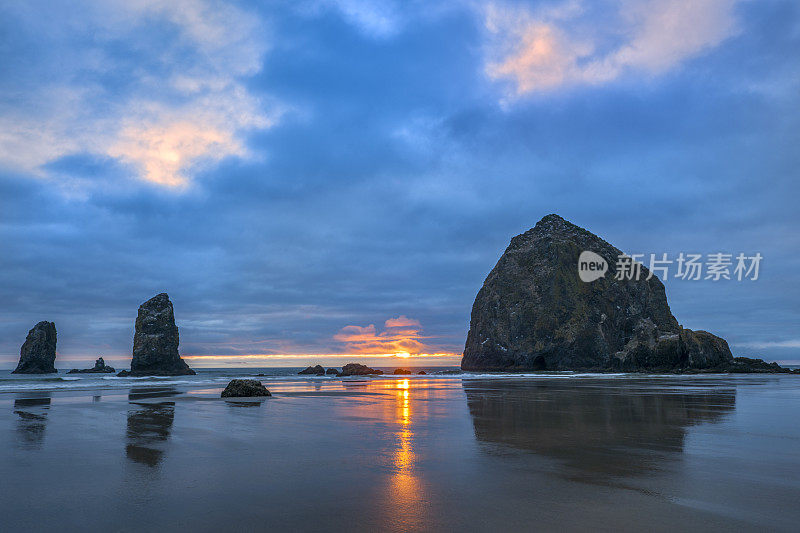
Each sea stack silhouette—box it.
[462,214,780,373]
[117,293,195,377]
[68,357,115,374]
[12,321,57,374]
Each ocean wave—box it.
[0,370,750,394]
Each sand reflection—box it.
[384,379,428,530]
[465,379,736,483]
[126,393,176,467]
[14,394,51,449]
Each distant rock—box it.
[117,293,196,377]
[417,371,427,375]
[462,214,786,373]
[339,363,383,376]
[299,365,325,375]
[393,368,412,375]
[221,379,271,398]
[729,357,791,373]
[68,357,115,374]
[326,368,339,375]
[12,321,57,374]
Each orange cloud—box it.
[384,316,421,328]
[485,0,739,96]
[109,119,242,187]
[333,316,440,357]
[0,0,276,189]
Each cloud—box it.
[323,0,402,37]
[333,316,448,356]
[306,0,459,38]
[0,0,277,188]
[485,0,741,95]
[108,120,242,188]
[384,315,422,328]
[733,340,800,349]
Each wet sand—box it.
[1,374,799,532]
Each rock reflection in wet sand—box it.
[126,400,176,467]
[465,379,735,482]
[14,396,51,449]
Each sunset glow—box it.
[169,315,461,366]
[179,352,460,367]
[333,315,441,356]
[385,378,424,527]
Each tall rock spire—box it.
[118,293,195,376]
[12,321,57,374]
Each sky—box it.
[1,0,799,368]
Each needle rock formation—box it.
[12,321,57,374]
[118,293,195,377]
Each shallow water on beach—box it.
[1,370,799,532]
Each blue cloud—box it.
[0,0,799,366]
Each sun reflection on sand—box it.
[386,378,427,528]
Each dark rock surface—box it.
[339,363,383,376]
[299,365,325,375]
[221,379,271,397]
[12,321,57,374]
[326,368,339,375]
[68,357,115,374]
[117,293,195,377]
[393,368,412,375]
[729,357,792,373]
[462,214,785,373]
[417,371,427,375]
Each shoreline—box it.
[3,367,798,397]
[2,373,799,531]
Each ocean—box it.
[1,369,799,531]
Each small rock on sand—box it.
[221,379,271,398]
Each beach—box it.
[1,369,799,532]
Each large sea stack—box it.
[12,321,57,374]
[462,214,773,373]
[118,293,195,377]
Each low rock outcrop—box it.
[68,357,115,374]
[339,363,383,376]
[729,357,792,373]
[12,321,57,374]
[221,379,271,397]
[299,365,325,375]
[393,368,412,375]
[326,368,339,375]
[462,214,785,373]
[118,293,195,377]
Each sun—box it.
[395,351,412,358]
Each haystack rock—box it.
[118,293,195,377]
[462,214,769,372]
[12,321,57,374]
